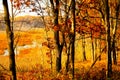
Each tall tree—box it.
[63,0,72,72]
[71,0,76,79]
[3,0,17,80]
[90,30,95,62]
[50,0,64,72]
[104,0,112,78]
[82,33,87,61]
[111,0,120,65]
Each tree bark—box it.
[112,0,120,65]
[50,0,64,72]
[82,34,87,61]
[112,41,117,65]
[71,0,76,79]
[91,32,95,62]
[65,44,71,72]
[99,36,101,61]
[95,38,98,60]
[105,0,112,78]
[3,0,17,80]
[64,0,73,72]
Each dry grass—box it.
[0,31,7,55]
[0,28,120,80]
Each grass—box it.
[0,28,120,80]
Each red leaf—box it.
[53,25,59,31]
[42,42,48,46]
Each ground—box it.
[0,28,120,80]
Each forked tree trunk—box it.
[112,1,120,65]
[3,0,16,80]
[50,0,64,72]
[64,0,72,73]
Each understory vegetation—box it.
[0,29,120,80]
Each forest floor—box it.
[0,29,120,80]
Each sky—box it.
[0,0,39,16]
[0,0,4,12]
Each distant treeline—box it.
[0,15,45,31]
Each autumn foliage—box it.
[0,0,120,79]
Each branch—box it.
[0,64,8,71]
[84,47,106,77]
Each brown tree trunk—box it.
[3,0,16,80]
[64,0,72,73]
[112,41,117,65]
[91,32,95,62]
[99,38,101,61]
[105,0,112,78]
[71,0,76,79]
[82,34,87,61]
[99,28,102,61]
[112,1,120,65]
[65,44,71,72]
[94,38,97,60]
[50,0,64,72]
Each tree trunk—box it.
[65,41,71,72]
[3,0,16,80]
[82,34,87,61]
[112,0,120,65]
[71,0,76,79]
[99,29,102,61]
[50,0,64,72]
[105,0,112,78]
[64,0,73,73]
[112,41,117,65]
[95,38,97,60]
[56,48,62,72]
[99,39,101,61]
[91,32,95,62]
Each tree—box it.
[63,0,72,72]
[82,33,87,61]
[111,0,120,65]
[76,0,113,79]
[50,0,64,72]
[3,0,17,80]
[103,0,120,78]
[104,0,112,78]
[70,0,76,79]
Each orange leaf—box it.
[53,25,59,31]
[42,42,48,46]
